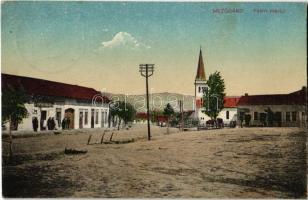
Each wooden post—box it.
[109,132,114,141]
[100,131,106,144]
[87,134,92,145]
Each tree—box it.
[2,86,28,158]
[202,71,226,119]
[163,103,174,134]
[110,101,136,130]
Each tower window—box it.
[202,87,207,93]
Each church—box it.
[193,48,306,128]
[193,48,239,126]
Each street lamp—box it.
[139,64,154,141]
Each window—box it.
[226,111,229,119]
[239,112,244,121]
[292,111,297,122]
[95,110,99,124]
[202,87,207,94]
[85,110,88,125]
[286,112,291,122]
[260,113,267,124]
[198,87,201,93]
[275,112,282,121]
[56,108,62,127]
[254,112,258,120]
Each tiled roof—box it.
[196,96,240,108]
[223,97,240,108]
[237,88,306,106]
[2,73,110,102]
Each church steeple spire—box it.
[195,47,206,81]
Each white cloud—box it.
[102,31,150,50]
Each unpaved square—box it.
[2,126,307,198]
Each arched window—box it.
[226,111,229,119]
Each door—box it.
[40,111,47,130]
[274,112,282,127]
[101,111,105,128]
[65,108,75,129]
[79,111,83,129]
[91,109,94,128]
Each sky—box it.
[1,1,307,96]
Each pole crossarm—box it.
[139,64,154,78]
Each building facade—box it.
[217,97,240,126]
[2,74,110,132]
[237,88,306,127]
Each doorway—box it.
[274,112,282,127]
[79,111,83,129]
[91,109,94,128]
[101,111,105,128]
[65,108,75,129]
[40,110,47,130]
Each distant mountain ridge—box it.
[104,92,195,112]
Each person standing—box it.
[50,117,56,130]
[32,117,38,132]
[61,118,66,130]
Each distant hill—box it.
[104,92,195,112]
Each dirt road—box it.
[2,126,307,198]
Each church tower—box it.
[194,48,208,118]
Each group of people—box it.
[32,117,58,132]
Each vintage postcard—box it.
[1,1,307,198]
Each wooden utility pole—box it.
[178,100,184,131]
[139,64,154,140]
[181,101,184,131]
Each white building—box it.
[236,88,307,127]
[217,97,240,126]
[2,74,110,132]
